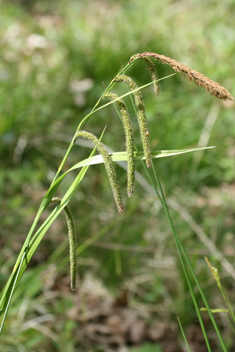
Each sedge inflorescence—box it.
[75,52,233,215]
[57,53,233,291]
[129,52,234,101]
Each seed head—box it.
[130,52,233,101]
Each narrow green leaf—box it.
[150,162,227,352]
[177,315,192,352]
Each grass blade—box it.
[177,315,192,352]
[150,162,227,352]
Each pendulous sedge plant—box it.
[0,53,233,346]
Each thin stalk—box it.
[151,161,227,351]
[177,315,192,352]
[0,255,25,333]
[140,157,163,207]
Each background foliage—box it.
[0,0,235,351]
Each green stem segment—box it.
[114,74,152,168]
[103,92,135,197]
[75,131,124,213]
[51,197,77,291]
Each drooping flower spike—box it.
[51,197,77,291]
[114,74,152,168]
[75,130,124,213]
[103,92,135,197]
[130,52,234,101]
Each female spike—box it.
[114,75,152,168]
[51,197,77,291]
[75,130,124,213]
[103,92,135,197]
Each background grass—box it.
[0,0,235,350]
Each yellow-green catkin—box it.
[200,308,229,313]
[205,257,223,292]
[142,57,160,96]
[103,92,135,197]
[51,197,77,291]
[75,130,124,213]
[114,75,152,168]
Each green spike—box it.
[114,74,152,168]
[51,197,77,291]
[103,92,135,197]
[75,131,124,213]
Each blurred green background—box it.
[0,0,235,351]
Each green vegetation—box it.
[0,0,235,351]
